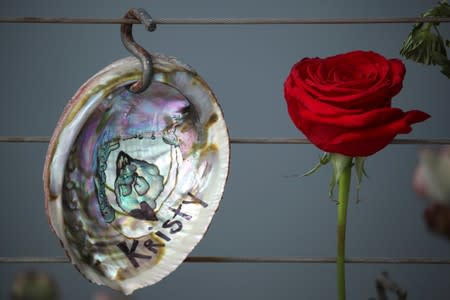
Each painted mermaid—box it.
[114,151,164,221]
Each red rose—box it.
[284,50,430,157]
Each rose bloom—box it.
[284,50,430,157]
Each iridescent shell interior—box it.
[44,55,229,294]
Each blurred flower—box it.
[11,270,59,300]
[414,146,450,239]
[424,203,450,239]
[414,146,450,204]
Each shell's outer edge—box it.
[43,54,230,294]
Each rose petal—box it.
[298,107,407,129]
[286,79,389,116]
[300,110,430,156]
[287,50,404,111]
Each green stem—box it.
[337,164,351,300]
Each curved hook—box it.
[121,8,157,93]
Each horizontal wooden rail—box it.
[0,17,449,25]
[1,256,449,264]
[0,136,450,145]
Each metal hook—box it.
[121,8,157,93]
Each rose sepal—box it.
[304,153,367,202]
[301,152,331,177]
[354,157,368,203]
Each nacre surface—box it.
[44,54,230,294]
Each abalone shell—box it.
[43,54,230,294]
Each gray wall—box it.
[0,0,449,299]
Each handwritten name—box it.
[117,195,208,268]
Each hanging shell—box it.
[43,54,230,294]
